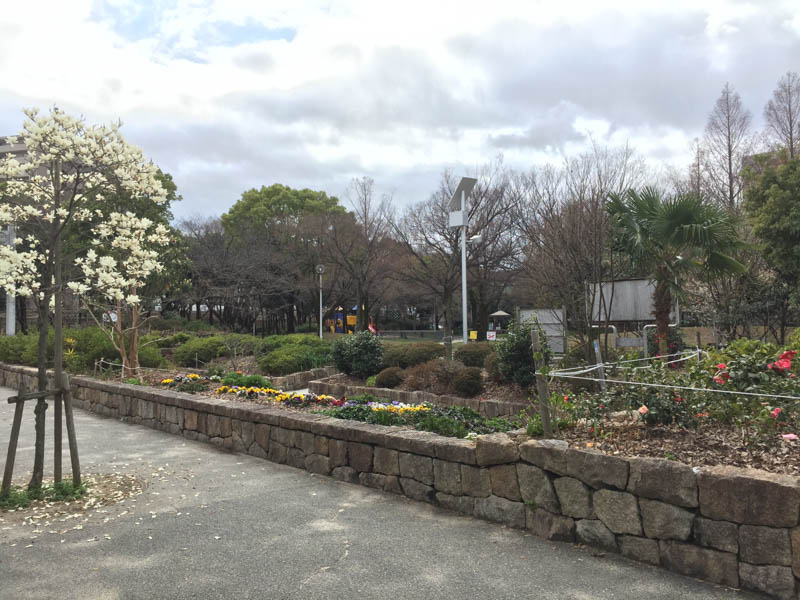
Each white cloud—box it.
[1,0,799,217]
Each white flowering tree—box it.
[69,212,171,377]
[0,107,166,489]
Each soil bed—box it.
[556,416,800,476]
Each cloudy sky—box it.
[1,0,799,219]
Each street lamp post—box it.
[316,264,325,339]
[448,177,477,345]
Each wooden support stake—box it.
[7,390,57,403]
[1,400,25,497]
[531,329,553,438]
[61,373,81,487]
[593,339,606,392]
[54,389,62,483]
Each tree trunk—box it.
[653,279,672,357]
[125,307,140,378]
[30,293,51,490]
[16,296,27,334]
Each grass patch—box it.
[0,479,87,511]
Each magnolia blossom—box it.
[69,211,170,306]
[0,107,167,300]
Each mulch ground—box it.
[0,473,145,526]
[557,415,800,477]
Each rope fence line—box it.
[546,371,800,403]
[551,350,706,377]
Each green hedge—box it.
[454,342,494,367]
[255,334,332,376]
[382,341,444,369]
[172,335,227,367]
[258,344,331,376]
[0,327,164,372]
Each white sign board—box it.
[590,279,674,323]
[448,211,464,228]
[519,308,566,353]
[486,331,497,341]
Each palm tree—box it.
[607,187,744,355]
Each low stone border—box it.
[1,362,798,599]
[308,375,528,418]
[270,366,338,391]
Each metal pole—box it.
[5,224,15,336]
[319,272,323,339]
[461,189,468,345]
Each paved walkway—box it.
[0,386,761,600]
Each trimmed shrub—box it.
[182,319,219,332]
[382,341,444,369]
[256,335,332,376]
[156,332,191,348]
[222,372,272,388]
[454,342,494,367]
[452,367,483,397]
[0,327,164,372]
[333,331,383,378]
[404,358,464,394]
[256,334,330,355]
[484,351,502,382]
[375,367,404,389]
[137,343,165,368]
[173,335,226,367]
[496,320,550,390]
[0,334,39,366]
[258,345,323,376]
[381,343,407,368]
[403,342,445,367]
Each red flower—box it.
[771,407,782,419]
[716,363,727,370]
[563,395,569,403]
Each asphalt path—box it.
[0,386,761,600]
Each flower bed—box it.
[153,368,520,439]
[544,339,800,475]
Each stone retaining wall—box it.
[1,362,798,599]
[271,367,338,391]
[308,376,528,418]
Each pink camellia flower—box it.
[771,407,782,418]
[638,405,649,415]
[781,433,798,440]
